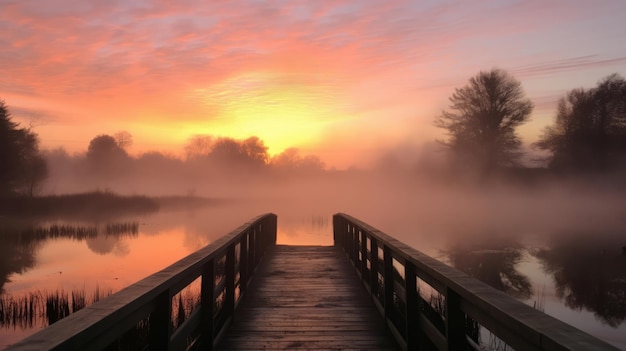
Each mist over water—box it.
[2,149,626,348]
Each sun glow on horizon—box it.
[184,72,348,155]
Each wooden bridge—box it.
[6,214,618,350]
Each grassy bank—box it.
[0,191,160,219]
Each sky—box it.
[2,0,626,168]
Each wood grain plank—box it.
[216,245,400,350]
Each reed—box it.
[17,222,139,245]
[0,286,114,329]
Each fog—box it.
[37,137,626,253]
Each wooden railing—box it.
[333,213,617,351]
[7,213,277,351]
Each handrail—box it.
[333,213,617,351]
[7,213,277,351]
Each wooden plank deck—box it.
[216,245,400,350]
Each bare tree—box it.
[114,131,133,149]
[434,69,533,173]
[184,135,213,160]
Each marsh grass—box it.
[0,287,114,328]
[0,191,159,219]
[17,222,139,245]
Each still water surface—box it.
[1,205,624,349]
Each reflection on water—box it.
[276,214,332,245]
[0,217,205,347]
[1,208,625,349]
[534,238,626,328]
[444,239,532,300]
[439,233,626,348]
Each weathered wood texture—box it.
[217,245,400,350]
[6,214,277,351]
[334,213,619,351]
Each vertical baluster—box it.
[239,234,249,295]
[352,227,359,266]
[383,245,394,322]
[149,290,171,350]
[249,230,256,271]
[360,231,368,279]
[224,246,236,320]
[256,227,262,265]
[201,260,215,350]
[333,215,338,246]
[370,238,379,298]
[446,288,466,350]
[405,262,419,349]
[270,214,277,246]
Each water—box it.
[1,205,625,349]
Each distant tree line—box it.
[2,69,625,197]
[435,69,626,175]
[38,131,327,194]
[81,133,325,175]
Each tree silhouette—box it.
[535,238,626,327]
[208,137,268,168]
[435,69,533,173]
[86,134,130,176]
[184,135,213,160]
[114,131,133,149]
[445,240,532,299]
[536,74,626,171]
[0,98,48,196]
[0,230,37,293]
[271,148,325,172]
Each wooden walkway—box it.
[217,245,400,350]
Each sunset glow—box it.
[2,0,626,167]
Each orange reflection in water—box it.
[1,226,206,348]
[5,228,200,296]
[276,214,332,246]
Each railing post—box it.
[239,234,249,295]
[446,288,466,350]
[148,290,171,351]
[225,246,236,319]
[405,262,419,350]
[360,231,368,278]
[370,238,379,297]
[383,245,394,322]
[345,224,351,259]
[200,260,215,350]
[333,215,339,247]
[269,214,277,246]
[352,227,359,266]
[248,230,256,271]
[255,227,262,265]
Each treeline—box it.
[41,134,328,195]
[76,133,326,177]
[1,70,625,196]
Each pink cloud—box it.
[2,0,626,160]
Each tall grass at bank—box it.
[15,222,139,244]
[0,287,114,329]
